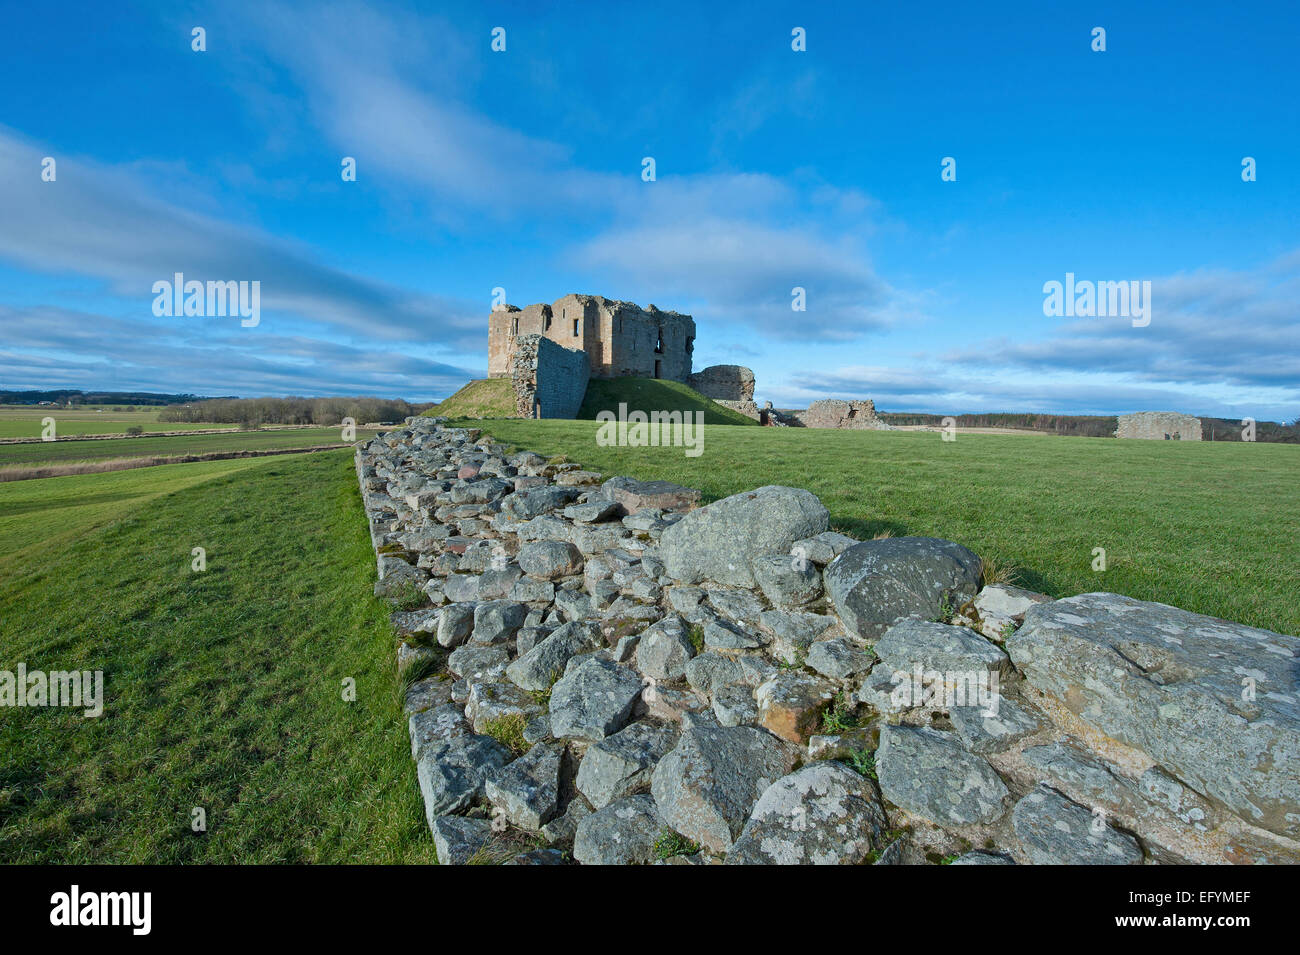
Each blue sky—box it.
[1,0,1297,420]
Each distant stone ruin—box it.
[1116,412,1202,441]
[764,399,891,430]
[687,365,759,420]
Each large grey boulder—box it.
[725,761,888,865]
[517,540,583,580]
[950,696,1044,753]
[651,711,800,853]
[575,720,679,808]
[1008,592,1300,839]
[416,733,512,822]
[1011,785,1143,865]
[572,795,665,865]
[875,724,1009,825]
[659,486,829,588]
[549,657,644,741]
[825,537,982,640]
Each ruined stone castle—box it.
[490,294,695,382]
[486,294,879,427]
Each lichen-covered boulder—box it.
[572,795,665,865]
[1012,785,1143,865]
[1008,592,1300,839]
[726,762,888,865]
[824,537,982,640]
[659,486,829,588]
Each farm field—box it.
[0,451,435,863]
[0,404,223,438]
[473,419,1300,636]
[0,426,375,470]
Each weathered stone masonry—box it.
[357,418,1299,865]
[490,294,695,382]
[509,335,589,419]
[1117,411,1202,441]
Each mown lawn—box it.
[473,420,1300,636]
[0,426,374,469]
[0,451,436,863]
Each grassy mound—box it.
[422,378,516,419]
[578,378,758,426]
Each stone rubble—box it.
[360,417,1300,865]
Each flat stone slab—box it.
[876,724,1010,826]
[1008,592,1300,839]
[600,476,701,515]
[1012,785,1143,865]
[431,815,496,865]
[949,696,1045,754]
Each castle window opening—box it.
[573,318,579,337]
[512,317,519,336]
[655,327,663,354]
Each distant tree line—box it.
[1201,417,1299,443]
[878,411,1300,443]
[1,390,221,406]
[157,396,433,427]
[878,412,1120,437]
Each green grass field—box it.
[0,426,372,469]
[472,420,1300,636]
[0,404,222,438]
[0,452,436,863]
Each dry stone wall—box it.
[356,417,1300,865]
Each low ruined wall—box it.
[1117,412,1202,441]
[688,365,759,420]
[790,399,888,430]
[510,335,590,419]
[356,418,1299,866]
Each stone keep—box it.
[489,294,695,382]
[1116,412,1202,441]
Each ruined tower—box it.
[488,294,695,382]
